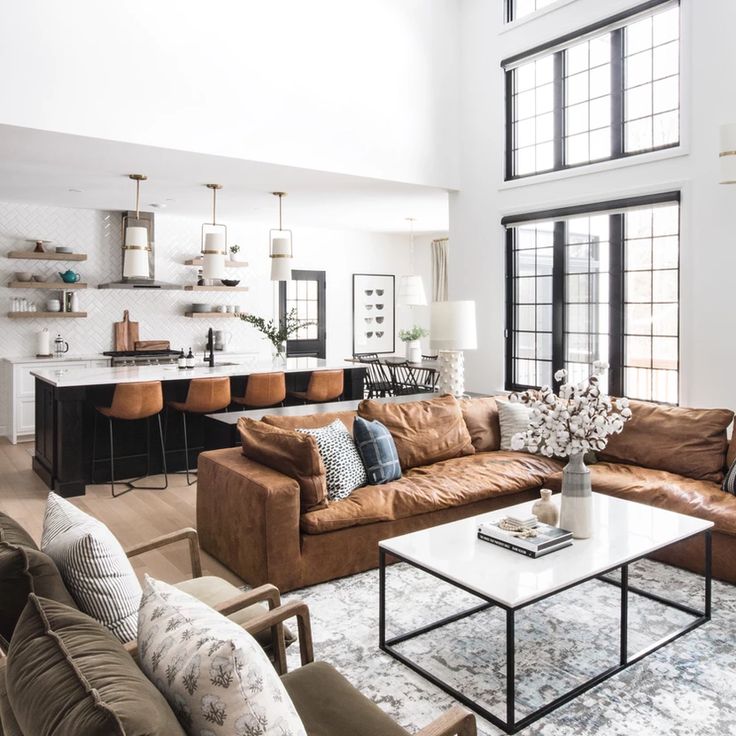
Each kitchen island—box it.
[32,358,366,497]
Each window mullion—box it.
[505,228,515,390]
[552,221,566,390]
[553,51,565,169]
[611,28,625,158]
[608,214,625,396]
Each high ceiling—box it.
[0,125,450,234]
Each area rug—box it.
[283,559,736,735]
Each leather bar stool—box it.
[167,377,231,485]
[231,372,286,409]
[288,369,344,404]
[91,381,167,498]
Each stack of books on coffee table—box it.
[477,515,572,558]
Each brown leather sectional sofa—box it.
[196,395,736,592]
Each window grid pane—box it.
[508,0,557,23]
[286,279,320,340]
[622,204,679,403]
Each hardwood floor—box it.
[0,438,243,587]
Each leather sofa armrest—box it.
[196,448,304,592]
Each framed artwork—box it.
[352,274,395,354]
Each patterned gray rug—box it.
[283,559,736,735]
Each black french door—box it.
[279,270,327,358]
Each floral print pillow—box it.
[137,575,306,736]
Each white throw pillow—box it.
[138,575,307,736]
[41,492,141,642]
[296,419,367,500]
[497,400,532,451]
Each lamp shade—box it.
[431,300,477,350]
[122,247,149,278]
[720,124,736,183]
[204,231,226,253]
[202,251,226,280]
[397,275,428,306]
[270,256,292,282]
[125,225,148,248]
[270,235,292,257]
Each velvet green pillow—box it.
[6,595,185,736]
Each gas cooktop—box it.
[102,349,181,357]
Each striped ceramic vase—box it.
[559,451,593,539]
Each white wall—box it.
[452,0,736,410]
[0,0,459,189]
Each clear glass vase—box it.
[272,343,287,366]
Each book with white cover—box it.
[478,519,572,553]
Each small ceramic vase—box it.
[532,488,559,526]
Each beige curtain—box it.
[431,238,449,301]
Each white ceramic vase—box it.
[558,451,593,539]
[405,339,421,364]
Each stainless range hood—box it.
[98,211,181,290]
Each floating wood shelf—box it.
[183,285,249,292]
[7,311,88,319]
[8,282,88,290]
[7,251,87,261]
[185,312,243,318]
[184,258,248,267]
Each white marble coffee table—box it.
[378,493,713,734]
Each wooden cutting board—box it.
[134,340,170,352]
[114,310,139,352]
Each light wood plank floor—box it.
[0,438,243,587]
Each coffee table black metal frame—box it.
[379,529,712,734]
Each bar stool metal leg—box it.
[182,412,196,486]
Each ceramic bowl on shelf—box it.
[32,275,48,282]
[45,299,62,312]
[220,279,240,287]
[191,303,213,313]
[14,272,33,282]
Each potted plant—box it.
[399,325,429,363]
[239,308,314,365]
[229,244,240,261]
[510,362,632,539]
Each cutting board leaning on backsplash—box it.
[113,310,139,352]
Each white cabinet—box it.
[3,358,110,444]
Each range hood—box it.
[98,211,181,290]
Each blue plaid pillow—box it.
[723,457,736,494]
[353,416,402,485]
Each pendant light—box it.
[269,192,293,282]
[122,174,151,279]
[397,217,427,306]
[201,183,227,281]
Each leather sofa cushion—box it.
[461,397,501,452]
[301,451,562,534]
[238,417,328,512]
[282,661,409,736]
[6,595,185,736]
[598,401,734,483]
[263,410,356,435]
[358,395,475,470]
[546,462,736,537]
[0,512,77,649]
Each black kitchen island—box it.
[32,358,365,497]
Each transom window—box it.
[504,192,680,404]
[504,1,680,179]
[506,0,558,23]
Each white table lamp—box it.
[431,300,477,397]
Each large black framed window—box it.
[503,0,680,179]
[504,192,680,404]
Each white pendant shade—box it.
[125,225,148,248]
[122,247,149,278]
[202,251,227,280]
[720,124,736,183]
[431,300,477,350]
[270,256,292,282]
[204,231,226,252]
[271,236,292,256]
[398,275,428,306]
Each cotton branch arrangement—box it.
[510,361,632,458]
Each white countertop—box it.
[3,354,106,364]
[380,493,712,608]
[31,357,359,387]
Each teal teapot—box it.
[58,270,81,283]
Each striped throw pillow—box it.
[723,458,736,495]
[41,492,141,642]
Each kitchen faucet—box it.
[205,328,215,367]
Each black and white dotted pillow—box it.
[297,420,367,501]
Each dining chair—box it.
[387,360,421,395]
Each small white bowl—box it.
[45,300,61,312]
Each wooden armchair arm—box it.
[414,706,477,736]
[212,584,281,617]
[123,639,138,660]
[125,527,202,578]
[243,600,314,673]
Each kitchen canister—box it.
[36,328,51,357]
